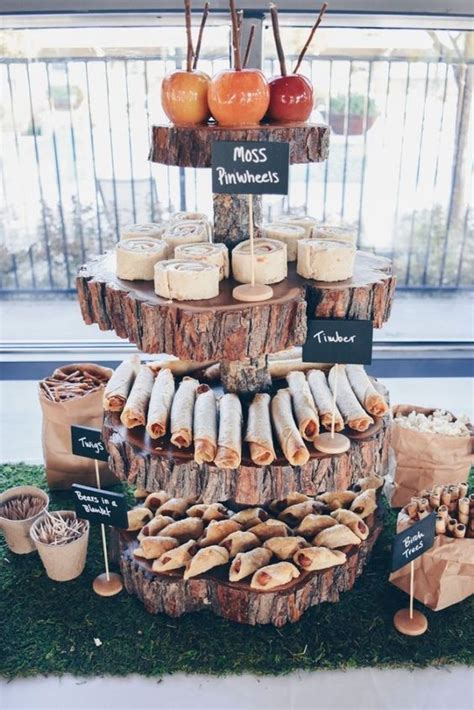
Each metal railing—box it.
[1,43,472,294]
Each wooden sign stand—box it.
[232,194,274,303]
[313,363,351,454]
[92,459,123,597]
[393,560,428,636]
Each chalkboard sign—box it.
[212,140,289,195]
[71,425,108,462]
[391,513,436,572]
[302,318,373,365]
[72,484,128,529]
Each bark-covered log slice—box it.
[149,123,330,168]
[117,511,382,626]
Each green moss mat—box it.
[1,463,473,679]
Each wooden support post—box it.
[213,193,262,248]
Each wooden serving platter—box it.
[116,510,383,626]
[148,122,330,168]
[77,252,395,360]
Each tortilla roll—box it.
[245,393,276,466]
[294,546,346,572]
[120,365,155,428]
[250,562,300,591]
[271,389,310,466]
[146,367,175,439]
[307,369,344,432]
[103,356,140,412]
[345,365,389,417]
[454,523,466,538]
[328,365,373,432]
[437,504,449,521]
[435,515,446,535]
[286,371,320,441]
[193,384,218,464]
[214,393,242,469]
[170,377,199,448]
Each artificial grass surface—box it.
[1,463,473,680]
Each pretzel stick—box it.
[192,1,210,69]
[293,2,328,74]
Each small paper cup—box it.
[30,511,90,581]
[0,485,49,554]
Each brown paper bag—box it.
[389,511,474,611]
[39,363,118,490]
[384,405,473,508]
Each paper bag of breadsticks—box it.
[389,509,474,611]
[39,363,118,490]
[384,405,473,508]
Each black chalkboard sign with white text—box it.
[71,425,108,462]
[302,318,373,365]
[212,141,289,195]
[391,513,436,572]
[72,484,128,529]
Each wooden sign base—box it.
[393,608,428,636]
[313,432,351,455]
[93,572,123,597]
[232,283,274,302]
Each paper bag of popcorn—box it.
[384,405,473,508]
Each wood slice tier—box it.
[103,411,390,506]
[117,510,383,626]
[149,123,330,168]
[77,252,395,360]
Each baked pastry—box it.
[231,508,269,529]
[220,531,260,557]
[170,377,199,448]
[245,393,276,466]
[328,366,374,432]
[138,515,174,541]
[103,356,139,412]
[159,518,205,542]
[313,524,361,549]
[183,545,229,579]
[306,369,344,432]
[175,242,229,281]
[330,509,369,540]
[294,546,347,571]
[352,476,384,493]
[263,536,308,561]
[187,503,229,522]
[250,562,300,590]
[214,393,242,469]
[152,540,198,573]
[146,368,175,439]
[154,260,220,301]
[250,519,290,542]
[157,497,194,520]
[199,519,242,547]
[287,371,319,441]
[271,389,310,466]
[316,491,358,511]
[262,223,305,261]
[345,365,389,418]
[229,548,272,583]
[350,489,377,519]
[231,239,287,285]
[297,239,355,282]
[144,491,171,512]
[269,492,311,514]
[135,536,178,560]
[193,384,218,464]
[127,507,152,531]
[295,514,337,538]
[116,238,167,280]
[278,500,325,526]
[120,365,155,428]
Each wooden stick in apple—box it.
[242,24,256,69]
[184,0,194,73]
[229,0,242,71]
[270,3,287,76]
[192,1,210,70]
[293,2,328,74]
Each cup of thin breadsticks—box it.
[0,485,49,554]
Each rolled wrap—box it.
[174,242,229,281]
[328,365,373,432]
[120,223,165,240]
[262,223,305,261]
[214,394,242,469]
[154,259,220,301]
[162,220,208,258]
[245,393,276,466]
[193,384,218,464]
[146,367,175,439]
[287,371,319,441]
[306,369,344,432]
[346,365,389,417]
[271,388,309,466]
[297,239,355,282]
[274,214,317,238]
[103,356,140,412]
[231,239,287,285]
[312,224,356,246]
[170,377,199,448]
[120,365,155,428]
[116,238,167,280]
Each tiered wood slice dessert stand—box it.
[77,122,396,625]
